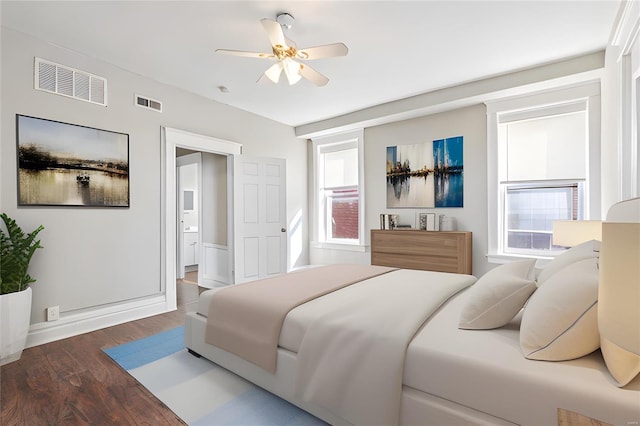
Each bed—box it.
[184,199,640,426]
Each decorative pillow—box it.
[520,257,599,361]
[536,239,600,285]
[459,260,537,330]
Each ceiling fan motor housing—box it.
[276,13,295,29]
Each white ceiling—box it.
[1,1,621,127]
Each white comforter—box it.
[293,269,476,425]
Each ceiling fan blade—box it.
[299,63,329,86]
[298,43,348,60]
[216,49,273,59]
[285,37,297,48]
[257,73,271,84]
[261,18,286,47]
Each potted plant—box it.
[0,213,44,365]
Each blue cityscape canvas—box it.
[386,136,463,208]
[433,136,464,207]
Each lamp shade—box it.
[264,62,283,83]
[552,220,602,247]
[599,222,640,386]
[598,197,640,387]
[263,59,302,85]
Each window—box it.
[487,83,601,260]
[505,182,582,253]
[312,130,365,248]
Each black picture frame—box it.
[16,114,130,207]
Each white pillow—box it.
[459,260,537,330]
[536,239,600,285]
[520,257,599,361]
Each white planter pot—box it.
[0,287,32,365]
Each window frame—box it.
[311,129,366,251]
[486,82,601,262]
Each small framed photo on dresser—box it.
[418,212,436,231]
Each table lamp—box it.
[598,220,640,386]
[552,220,602,247]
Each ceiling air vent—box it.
[135,94,162,112]
[34,58,107,106]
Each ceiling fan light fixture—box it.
[264,62,283,83]
[217,16,348,87]
[282,58,302,85]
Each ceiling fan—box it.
[216,13,348,87]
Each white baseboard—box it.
[26,295,174,348]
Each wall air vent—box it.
[135,94,162,112]
[34,58,107,106]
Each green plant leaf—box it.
[0,213,44,294]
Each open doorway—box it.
[163,127,241,304]
[176,148,230,288]
[163,127,288,305]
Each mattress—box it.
[405,291,640,426]
[195,277,640,426]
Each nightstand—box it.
[557,408,612,426]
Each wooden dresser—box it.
[370,230,472,274]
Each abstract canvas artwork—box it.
[386,136,463,208]
[16,115,129,207]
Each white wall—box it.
[310,105,489,275]
[602,0,640,206]
[305,48,608,277]
[306,41,638,278]
[365,105,489,276]
[201,152,227,246]
[0,28,308,343]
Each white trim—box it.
[487,253,552,265]
[632,67,640,197]
[486,83,601,261]
[311,129,366,249]
[498,100,586,124]
[311,241,369,252]
[610,0,640,201]
[587,92,602,216]
[611,0,640,58]
[621,55,634,200]
[26,295,167,348]
[296,52,604,139]
[486,81,600,114]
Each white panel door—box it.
[234,156,286,283]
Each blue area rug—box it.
[104,327,326,425]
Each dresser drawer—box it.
[370,230,472,274]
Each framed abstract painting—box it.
[387,136,463,208]
[16,115,129,207]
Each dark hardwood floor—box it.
[1,281,201,425]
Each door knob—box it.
[281,228,286,232]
